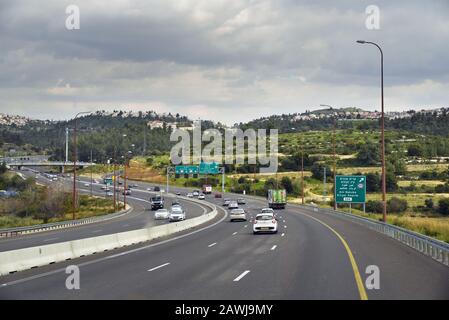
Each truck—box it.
[268,189,287,209]
[202,184,212,194]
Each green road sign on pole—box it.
[175,165,199,175]
[335,175,366,204]
[199,162,219,174]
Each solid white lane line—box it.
[0,204,229,288]
[233,270,250,282]
[92,229,103,233]
[271,245,277,251]
[43,237,59,242]
[148,262,170,272]
[232,232,238,235]
[208,242,217,247]
[281,233,285,237]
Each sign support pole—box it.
[221,167,225,194]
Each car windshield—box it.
[151,197,161,201]
[256,215,273,220]
[262,209,273,213]
[157,209,168,213]
[171,207,182,213]
[231,209,244,214]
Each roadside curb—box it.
[0,198,217,276]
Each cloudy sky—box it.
[0,0,448,124]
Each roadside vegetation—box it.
[0,163,117,228]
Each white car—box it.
[229,208,247,222]
[193,190,199,197]
[228,201,239,210]
[169,206,186,222]
[253,213,278,234]
[187,193,194,198]
[106,191,113,197]
[154,208,170,220]
[84,183,90,187]
[198,193,205,200]
[261,208,274,214]
[223,198,231,206]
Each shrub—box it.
[425,198,434,209]
[438,198,449,216]
[387,197,408,213]
[366,200,384,213]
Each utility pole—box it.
[124,156,127,209]
[143,124,147,156]
[90,149,93,196]
[333,118,337,210]
[323,166,327,200]
[65,128,69,163]
[72,111,90,220]
[113,147,117,212]
[301,142,305,205]
[319,104,338,210]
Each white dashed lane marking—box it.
[148,263,170,272]
[233,270,250,282]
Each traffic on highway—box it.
[1,2,449,316]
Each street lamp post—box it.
[72,111,90,220]
[357,40,387,222]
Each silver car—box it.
[230,208,246,222]
[154,208,170,220]
[169,206,186,222]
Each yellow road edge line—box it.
[297,212,369,300]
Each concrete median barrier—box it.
[0,198,217,276]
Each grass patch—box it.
[0,195,117,229]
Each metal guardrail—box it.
[295,204,449,267]
[0,206,131,238]
[213,191,449,267]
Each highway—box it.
[0,171,210,252]
[0,174,448,299]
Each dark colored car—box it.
[154,186,161,192]
[150,196,164,210]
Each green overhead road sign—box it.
[175,163,220,175]
[175,165,199,174]
[199,162,220,174]
[335,175,366,204]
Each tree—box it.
[407,144,424,157]
[386,163,399,192]
[263,178,278,195]
[356,143,380,165]
[311,163,331,181]
[438,198,449,216]
[366,173,381,192]
[281,176,293,194]
[0,162,7,175]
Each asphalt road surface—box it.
[0,173,448,299]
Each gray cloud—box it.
[0,0,448,124]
